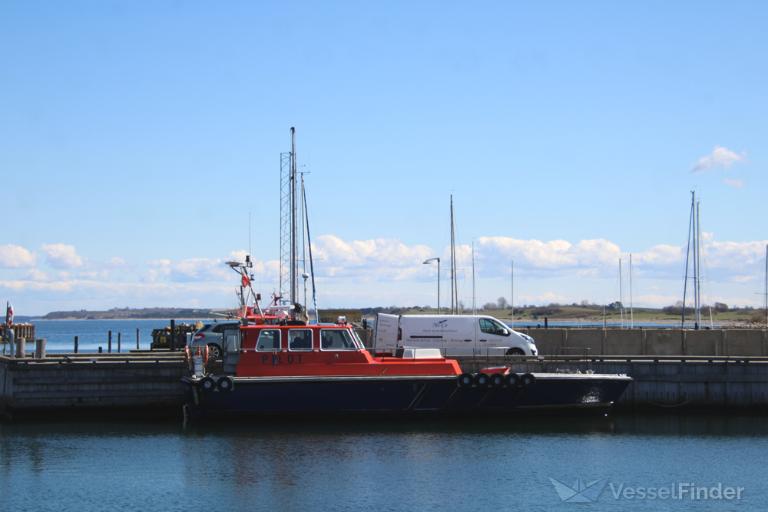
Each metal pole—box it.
[471,241,476,315]
[74,335,78,354]
[629,253,634,329]
[619,258,624,328]
[170,319,176,351]
[290,127,297,305]
[437,258,441,314]
[117,332,121,353]
[108,330,112,353]
[682,191,694,328]
[695,200,702,328]
[510,260,514,327]
[136,328,140,350]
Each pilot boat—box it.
[181,262,631,419]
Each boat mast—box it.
[631,254,635,329]
[694,197,702,329]
[450,195,458,314]
[510,260,514,328]
[619,257,624,328]
[302,175,319,323]
[682,191,694,328]
[471,241,476,315]
[290,127,298,305]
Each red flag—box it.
[5,302,13,327]
[241,275,250,287]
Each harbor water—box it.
[4,319,207,354]
[1,414,767,512]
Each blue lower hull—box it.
[183,374,632,419]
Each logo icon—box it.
[549,478,608,503]
[433,319,448,328]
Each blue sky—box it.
[1,1,766,314]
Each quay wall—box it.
[0,354,187,418]
[516,328,768,357]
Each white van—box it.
[373,314,538,357]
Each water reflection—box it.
[1,414,768,512]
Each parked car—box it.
[189,322,240,361]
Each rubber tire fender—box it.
[474,373,490,388]
[505,372,520,388]
[489,373,505,388]
[199,376,216,392]
[217,376,234,392]
[521,373,536,387]
[457,373,474,388]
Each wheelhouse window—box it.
[256,329,281,351]
[479,318,510,336]
[320,329,357,351]
[288,329,313,351]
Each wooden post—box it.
[170,319,176,351]
[136,328,140,350]
[74,335,79,354]
[117,332,122,353]
[108,330,112,353]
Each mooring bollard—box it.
[136,328,140,350]
[35,338,46,359]
[15,337,26,358]
[117,332,121,353]
[170,319,176,351]
[74,335,79,354]
[98,346,103,353]
[108,330,112,353]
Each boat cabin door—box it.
[221,326,241,374]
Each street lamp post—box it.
[423,257,440,313]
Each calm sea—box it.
[1,414,767,512]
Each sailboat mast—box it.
[695,198,702,328]
[682,191,694,328]
[629,253,634,329]
[471,241,476,315]
[510,260,514,328]
[290,127,298,305]
[764,244,767,328]
[450,195,458,314]
[619,257,624,328]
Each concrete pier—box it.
[0,353,186,419]
[517,328,768,357]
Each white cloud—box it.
[313,235,433,280]
[723,178,744,189]
[0,244,36,268]
[109,257,127,267]
[691,145,745,172]
[477,237,620,270]
[42,243,83,269]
